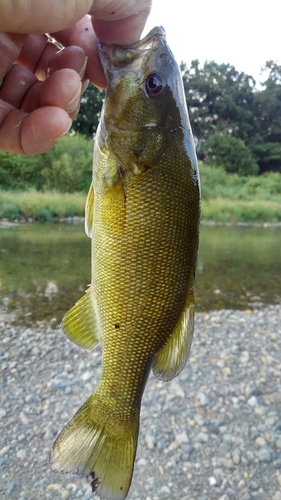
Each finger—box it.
[0,100,72,155]
[20,69,82,121]
[0,64,37,109]
[39,69,82,119]
[15,34,50,75]
[91,9,152,45]
[0,0,93,34]
[22,108,72,155]
[48,46,89,94]
[51,16,106,89]
[48,46,87,80]
[16,35,88,84]
[88,0,152,23]
[52,5,151,89]
[0,33,27,81]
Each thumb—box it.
[0,0,93,34]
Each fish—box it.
[50,26,200,500]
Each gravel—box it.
[1,304,281,500]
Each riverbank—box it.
[1,305,281,500]
[1,165,281,224]
[1,190,281,225]
[1,218,281,229]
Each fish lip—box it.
[98,26,166,69]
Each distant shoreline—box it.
[1,217,281,229]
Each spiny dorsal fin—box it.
[85,183,94,238]
[61,286,101,350]
[152,295,195,382]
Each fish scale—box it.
[50,26,200,500]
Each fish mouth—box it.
[98,26,166,69]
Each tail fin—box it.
[50,393,139,500]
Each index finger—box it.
[51,16,106,88]
[52,8,151,89]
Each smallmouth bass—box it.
[50,26,200,500]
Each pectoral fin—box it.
[85,183,94,238]
[61,286,101,350]
[152,295,195,382]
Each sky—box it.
[144,0,279,83]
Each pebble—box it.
[247,396,258,407]
[159,485,171,494]
[61,491,70,500]
[83,486,93,500]
[1,305,281,499]
[255,447,272,462]
[197,392,210,406]
[46,483,61,491]
[255,436,266,446]
[273,494,281,500]
[175,431,188,445]
[16,449,27,459]
[7,482,19,495]
[145,433,156,449]
[0,445,10,457]
[231,447,241,465]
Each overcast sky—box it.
[144,0,279,83]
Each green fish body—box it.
[50,26,200,500]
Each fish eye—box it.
[145,73,163,96]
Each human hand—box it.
[0,0,151,155]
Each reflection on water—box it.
[196,225,281,311]
[0,222,280,324]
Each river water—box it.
[0,222,280,324]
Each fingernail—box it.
[64,82,82,113]
[81,79,89,94]
[54,117,72,142]
[79,56,88,80]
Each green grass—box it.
[201,198,281,223]
[1,165,281,223]
[0,190,86,222]
[200,163,281,203]
[199,164,281,223]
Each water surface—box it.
[0,222,280,324]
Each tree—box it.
[182,60,256,145]
[250,61,281,173]
[71,83,105,138]
[203,132,259,176]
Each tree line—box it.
[0,59,280,191]
[72,59,281,176]
[183,59,281,176]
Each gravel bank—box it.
[1,305,281,500]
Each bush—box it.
[0,134,93,192]
[202,132,259,176]
[40,134,93,192]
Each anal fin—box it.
[152,294,195,382]
[61,286,101,350]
